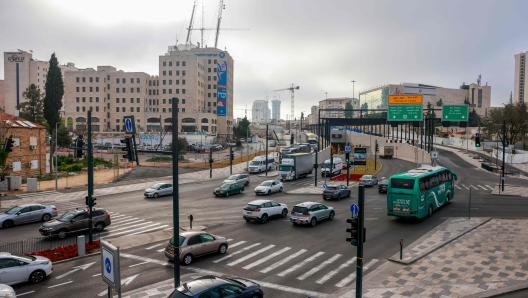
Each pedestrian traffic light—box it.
[121,137,134,161]
[346,217,359,246]
[4,135,14,152]
[290,134,294,145]
[76,135,84,158]
[345,152,350,164]
[475,137,481,147]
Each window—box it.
[187,236,201,245]
[137,98,140,103]
[169,61,172,66]
[199,288,220,298]
[163,89,166,94]
[182,61,186,66]
[169,80,172,85]
[163,71,166,76]
[82,97,86,102]
[169,89,172,94]
[76,77,80,82]
[96,87,99,92]
[182,108,185,112]
[163,99,166,104]
[130,107,134,112]
[116,107,119,112]
[176,80,180,85]
[208,59,211,64]
[130,88,134,93]
[176,89,179,94]
[116,88,119,93]
[182,99,186,104]
[116,98,120,103]
[214,68,217,72]
[163,80,166,85]
[391,178,416,190]
[76,97,79,102]
[163,61,166,66]
[214,84,216,89]
[182,80,186,85]
[137,88,140,93]
[122,88,125,93]
[136,107,140,112]
[82,107,86,112]
[183,89,186,94]
[90,77,93,82]
[96,77,99,82]
[96,106,99,112]
[176,61,180,66]
[176,70,180,76]
[214,59,217,64]
[89,97,93,102]
[82,77,86,82]
[169,71,172,76]
[116,78,120,83]
[182,70,186,76]
[82,87,86,92]
[136,78,140,83]
[200,234,215,242]
[162,108,166,112]
[208,68,211,72]
[208,76,211,81]
[76,107,80,112]
[96,97,99,102]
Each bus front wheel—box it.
[427,205,433,218]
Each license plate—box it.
[247,211,253,215]
[324,195,330,198]
[398,212,406,215]
[296,220,302,223]
[40,231,44,235]
[169,250,174,254]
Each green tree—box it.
[234,117,251,139]
[481,102,528,145]
[20,84,47,126]
[436,98,443,107]
[43,53,64,173]
[344,101,353,118]
[168,137,188,159]
[0,147,9,174]
[57,123,72,148]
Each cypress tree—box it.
[43,53,64,174]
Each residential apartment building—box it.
[514,52,526,104]
[318,97,355,118]
[252,100,270,123]
[271,99,281,120]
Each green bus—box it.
[387,166,458,219]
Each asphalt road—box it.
[4,153,528,297]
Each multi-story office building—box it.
[252,100,270,123]
[514,52,526,104]
[271,99,281,120]
[318,97,356,118]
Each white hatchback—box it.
[243,199,289,224]
[0,252,53,285]
[254,180,283,195]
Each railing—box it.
[0,232,101,256]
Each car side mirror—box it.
[71,219,76,222]
[16,212,21,215]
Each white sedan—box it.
[0,252,53,285]
[254,180,283,195]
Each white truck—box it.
[379,146,394,159]
[278,153,313,181]
[321,157,343,177]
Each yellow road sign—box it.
[388,94,423,104]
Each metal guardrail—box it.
[0,232,101,255]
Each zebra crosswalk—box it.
[144,238,378,288]
[455,184,494,191]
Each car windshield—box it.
[169,236,186,246]
[250,161,260,166]
[293,206,309,213]
[361,175,372,180]
[381,179,389,185]
[150,183,163,189]
[5,206,22,214]
[323,162,331,167]
[220,183,232,189]
[326,186,338,190]
[226,175,238,180]
[245,204,260,211]
[278,165,292,171]
[57,212,76,222]
[260,181,272,186]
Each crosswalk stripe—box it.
[213,243,261,263]
[109,216,134,222]
[228,241,246,248]
[486,185,494,190]
[297,254,342,280]
[157,248,166,252]
[316,257,356,284]
[461,184,469,190]
[127,225,169,236]
[478,185,487,190]
[101,222,158,237]
[107,219,145,229]
[110,214,128,219]
[335,259,378,287]
[471,185,478,190]
[105,221,152,232]
[243,247,291,270]
[226,239,234,242]
[227,245,275,266]
[455,185,461,189]
[260,249,307,273]
[277,252,325,277]
[145,243,164,250]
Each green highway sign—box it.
[387,105,423,121]
[442,105,468,121]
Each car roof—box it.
[179,276,230,295]
[262,180,278,183]
[222,180,239,184]
[0,252,12,257]
[179,231,207,237]
[13,203,44,208]
[248,199,273,205]
[294,202,319,207]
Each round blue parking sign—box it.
[350,204,359,215]
[105,257,112,274]
[323,183,327,189]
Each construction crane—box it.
[274,84,300,122]
[185,0,198,47]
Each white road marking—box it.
[486,185,494,190]
[226,239,234,242]
[260,249,307,273]
[129,261,149,268]
[471,185,479,190]
[109,214,128,219]
[243,247,291,270]
[48,281,73,288]
[228,241,246,248]
[93,273,102,277]
[277,252,325,277]
[145,243,164,250]
[16,291,35,296]
[157,248,166,252]
[121,253,169,266]
[98,274,139,296]
[478,185,487,190]
[127,225,169,236]
[316,257,356,284]
[228,245,275,266]
[461,184,469,190]
[455,185,462,189]
[100,222,157,236]
[213,243,260,263]
[335,259,378,287]
[297,254,342,280]
[55,262,96,279]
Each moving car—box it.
[254,180,283,195]
[1,204,58,229]
[378,178,389,193]
[213,182,245,197]
[322,185,351,200]
[39,208,111,239]
[0,284,16,297]
[359,175,378,186]
[243,199,288,224]
[168,275,263,298]
[290,202,335,227]
[164,231,228,265]
[0,252,53,285]
[144,183,173,198]
[223,174,250,186]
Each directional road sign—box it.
[123,115,136,134]
[387,105,423,121]
[388,94,423,104]
[323,183,327,189]
[442,105,469,121]
[101,240,121,291]
[431,151,438,159]
[345,146,351,152]
[350,203,359,215]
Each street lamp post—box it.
[55,122,59,191]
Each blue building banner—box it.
[217,59,228,116]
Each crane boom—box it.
[273,84,300,123]
[214,0,225,48]
[185,0,198,46]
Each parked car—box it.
[0,252,53,285]
[254,180,283,195]
[144,183,173,198]
[242,199,288,223]
[38,208,111,239]
[322,185,351,200]
[0,284,16,297]
[1,204,58,229]
[168,275,263,298]
[359,175,378,186]
[213,182,245,197]
[223,174,250,186]
[164,231,228,265]
[290,202,335,227]
[378,179,389,193]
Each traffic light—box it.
[345,152,350,164]
[91,197,97,207]
[85,196,89,206]
[290,134,294,145]
[375,141,379,153]
[230,153,235,161]
[121,137,134,161]
[475,137,481,147]
[4,135,14,152]
[76,135,84,158]
[346,217,360,246]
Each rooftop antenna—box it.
[510,91,513,104]
[477,74,481,86]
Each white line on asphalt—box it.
[109,217,138,225]
[226,239,233,242]
[164,227,173,230]
[121,253,169,266]
[129,261,150,268]
[145,243,164,250]
[455,185,462,189]
[260,249,307,273]
[365,218,379,221]
[109,214,128,219]
[227,245,275,266]
[461,184,469,190]
[335,259,378,287]
[213,243,260,263]
[127,225,169,236]
[108,212,117,214]
[48,281,73,288]
[16,291,35,296]
[101,221,152,234]
[277,252,325,277]
[316,257,356,284]
[228,241,246,248]
[157,248,166,252]
[486,185,494,190]
[101,222,159,237]
[471,185,479,190]
[478,185,487,190]
[93,273,102,277]
[373,208,382,209]
[297,254,342,280]
[243,247,291,270]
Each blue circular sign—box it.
[105,257,112,274]
[323,183,327,189]
[219,52,225,58]
[350,204,359,215]
[345,146,351,152]
[125,118,133,132]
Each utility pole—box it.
[265,124,269,176]
[171,97,180,287]
[87,110,94,245]
[502,120,506,192]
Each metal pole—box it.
[315,110,320,187]
[356,185,365,298]
[469,186,471,219]
[55,122,59,190]
[400,239,403,260]
[246,128,249,171]
[374,140,377,170]
[266,124,269,176]
[502,120,506,192]
[209,147,213,179]
[87,111,93,245]
[171,97,180,287]
[347,142,350,186]
[465,127,468,153]
[229,145,233,175]
[132,134,139,166]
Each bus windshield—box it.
[390,178,415,190]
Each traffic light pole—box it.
[132,134,139,166]
[87,111,94,245]
[356,185,365,298]
[375,140,377,171]
[171,97,180,287]
[209,148,213,178]
[229,145,233,175]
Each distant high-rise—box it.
[514,52,526,103]
[271,99,281,120]
[252,100,270,123]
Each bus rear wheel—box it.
[427,205,433,218]
[445,195,450,204]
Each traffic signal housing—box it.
[92,197,97,207]
[346,217,359,246]
[121,137,135,161]
[345,152,350,164]
[85,196,89,206]
[475,137,481,147]
[230,153,235,161]
[76,136,84,158]
[375,141,379,153]
[290,134,294,145]
[4,135,14,152]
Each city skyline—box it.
[1,0,528,120]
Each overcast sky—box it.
[1,0,528,119]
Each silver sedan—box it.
[359,175,378,186]
[0,204,58,228]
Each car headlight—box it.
[40,261,50,265]
[0,292,16,298]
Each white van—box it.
[248,155,275,174]
[321,157,343,177]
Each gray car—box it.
[359,175,378,186]
[144,183,173,198]
[0,204,58,229]
[223,174,250,186]
[290,202,335,227]
[322,185,351,200]
[39,208,111,239]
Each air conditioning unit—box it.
[30,145,36,150]
[9,164,13,168]
[28,162,33,167]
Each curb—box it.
[465,281,528,298]
[53,251,100,264]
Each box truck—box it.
[278,153,313,181]
[379,146,394,159]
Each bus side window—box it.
[419,178,426,193]
[424,178,430,190]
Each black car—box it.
[378,179,389,193]
[169,275,263,298]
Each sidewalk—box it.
[120,218,528,298]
